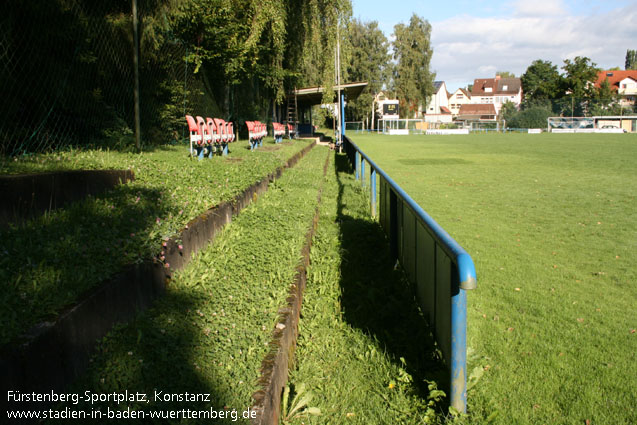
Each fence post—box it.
[355,151,360,180]
[361,159,366,187]
[132,0,141,151]
[451,287,468,413]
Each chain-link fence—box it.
[1,0,214,156]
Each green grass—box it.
[284,152,448,424]
[0,140,311,345]
[43,145,330,424]
[349,132,637,425]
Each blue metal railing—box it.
[343,136,477,413]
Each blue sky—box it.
[351,0,637,91]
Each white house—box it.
[448,88,472,116]
[424,81,453,123]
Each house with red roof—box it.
[594,70,637,107]
[470,75,522,116]
[456,104,497,122]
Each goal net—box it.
[344,121,364,132]
[379,118,426,135]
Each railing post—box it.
[361,159,366,187]
[450,288,468,413]
[371,168,377,217]
[355,151,360,180]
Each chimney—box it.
[495,75,501,80]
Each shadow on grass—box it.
[42,288,241,425]
[0,184,171,345]
[333,152,449,403]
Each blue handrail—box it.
[344,136,477,413]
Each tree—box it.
[561,56,599,115]
[392,14,434,118]
[503,103,553,129]
[172,0,352,121]
[626,49,637,70]
[499,100,518,122]
[345,19,391,125]
[521,59,562,108]
[496,71,516,78]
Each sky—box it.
[351,0,637,92]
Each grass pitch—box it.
[349,132,637,424]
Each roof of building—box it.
[594,70,637,91]
[289,82,368,107]
[472,76,521,96]
[448,88,472,99]
[457,104,497,116]
[440,106,452,114]
[432,81,451,99]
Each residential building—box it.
[594,70,637,107]
[448,88,472,116]
[424,81,452,123]
[470,75,522,116]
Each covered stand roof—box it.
[289,82,368,107]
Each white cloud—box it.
[431,5,637,91]
[512,0,567,17]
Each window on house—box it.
[502,85,508,90]
[457,94,463,99]
[485,87,492,93]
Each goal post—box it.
[378,118,426,135]
[344,121,364,132]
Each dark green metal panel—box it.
[402,205,416,282]
[416,221,436,326]
[435,245,452,366]
[397,199,404,261]
[380,176,388,233]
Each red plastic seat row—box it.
[185,114,235,157]
[245,121,267,150]
[287,123,296,139]
[272,122,286,143]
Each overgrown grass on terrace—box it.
[43,145,329,424]
[349,132,637,425]
[0,141,311,345]
[284,152,448,424]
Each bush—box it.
[506,105,553,129]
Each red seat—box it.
[186,115,202,147]
[227,122,235,143]
[214,118,229,144]
[196,116,211,145]
[206,117,220,145]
